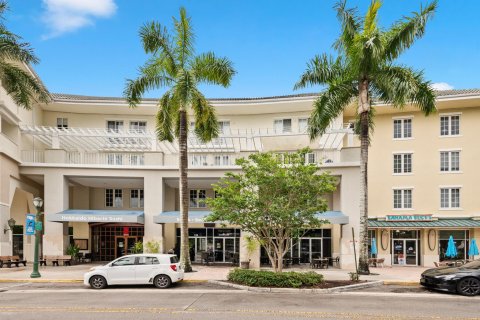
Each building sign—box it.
[35,221,43,231]
[25,214,35,235]
[123,227,129,236]
[386,214,432,222]
[59,215,124,222]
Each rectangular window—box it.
[305,153,316,164]
[440,151,460,172]
[393,189,412,209]
[129,121,147,132]
[274,119,292,133]
[190,155,207,166]
[440,188,460,209]
[130,154,145,166]
[214,155,230,166]
[130,189,144,208]
[298,118,309,133]
[107,153,123,165]
[56,118,68,129]
[393,118,412,139]
[440,115,460,136]
[107,120,124,132]
[218,121,230,134]
[189,189,207,208]
[393,153,412,174]
[106,189,123,208]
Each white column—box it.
[43,172,68,256]
[144,173,164,253]
[338,168,361,270]
[239,231,261,269]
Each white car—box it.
[84,254,184,289]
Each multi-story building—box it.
[358,89,480,267]
[1,64,360,269]
[1,63,479,268]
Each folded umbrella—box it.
[468,239,479,258]
[371,238,378,256]
[445,235,457,258]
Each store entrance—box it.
[391,230,419,266]
[115,236,142,258]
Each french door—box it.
[214,237,236,262]
[392,239,418,266]
[299,238,323,263]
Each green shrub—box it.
[227,269,324,288]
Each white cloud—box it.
[41,0,117,39]
[430,82,454,91]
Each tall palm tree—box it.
[295,0,437,274]
[0,1,49,109]
[124,7,235,272]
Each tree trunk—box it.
[357,79,370,275]
[179,110,192,272]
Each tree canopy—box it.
[206,149,337,272]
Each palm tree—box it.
[295,0,437,274]
[0,1,49,109]
[124,7,235,272]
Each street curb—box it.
[383,280,420,286]
[0,279,207,283]
[208,280,384,293]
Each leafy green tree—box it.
[0,1,49,109]
[206,149,336,272]
[124,7,235,272]
[294,0,437,274]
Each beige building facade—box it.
[1,64,479,269]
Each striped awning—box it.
[369,218,480,228]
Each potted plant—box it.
[66,244,80,264]
[240,235,258,269]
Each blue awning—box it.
[47,210,144,224]
[154,211,213,224]
[154,210,348,225]
[316,211,349,225]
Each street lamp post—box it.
[30,197,43,278]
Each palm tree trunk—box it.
[179,110,192,272]
[358,79,370,275]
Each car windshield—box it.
[462,260,480,269]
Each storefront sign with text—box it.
[386,215,433,222]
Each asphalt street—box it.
[0,282,478,320]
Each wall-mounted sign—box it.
[385,215,432,222]
[123,227,129,236]
[25,214,35,235]
[35,221,43,231]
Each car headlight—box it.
[435,274,457,280]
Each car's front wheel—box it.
[89,275,107,289]
[456,277,480,296]
[154,274,172,289]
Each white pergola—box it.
[20,125,353,154]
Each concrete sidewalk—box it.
[0,263,428,284]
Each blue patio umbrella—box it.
[371,238,378,256]
[445,235,457,258]
[468,239,479,258]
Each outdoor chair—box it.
[376,258,385,268]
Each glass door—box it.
[115,237,126,258]
[214,238,224,262]
[224,238,235,263]
[392,239,418,266]
[405,240,417,265]
[299,238,323,264]
[393,240,404,265]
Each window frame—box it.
[392,188,413,210]
[274,118,292,134]
[392,152,413,174]
[189,189,207,208]
[439,114,461,137]
[392,117,413,140]
[56,117,68,129]
[439,150,461,173]
[440,187,461,209]
[105,188,123,208]
[130,189,144,208]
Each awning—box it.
[317,211,349,225]
[154,210,349,225]
[369,218,480,228]
[47,210,144,224]
[154,211,213,224]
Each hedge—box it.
[227,269,324,288]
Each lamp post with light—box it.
[31,197,43,278]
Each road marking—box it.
[0,305,477,319]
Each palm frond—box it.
[0,30,39,64]
[308,82,357,139]
[0,62,49,109]
[155,91,178,142]
[372,64,436,115]
[139,21,176,70]
[123,62,174,107]
[363,0,381,35]
[333,0,361,53]
[191,52,236,87]
[173,7,195,67]
[0,1,7,16]
[172,69,196,108]
[191,89,219,143]
[294,54,346,90]
[383,0,437,60]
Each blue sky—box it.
[8,0,480,98]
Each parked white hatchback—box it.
[84,254,184,289]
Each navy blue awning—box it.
[47,210,144,224]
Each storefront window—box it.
[12,225,23,259]
[438,230,469,261]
